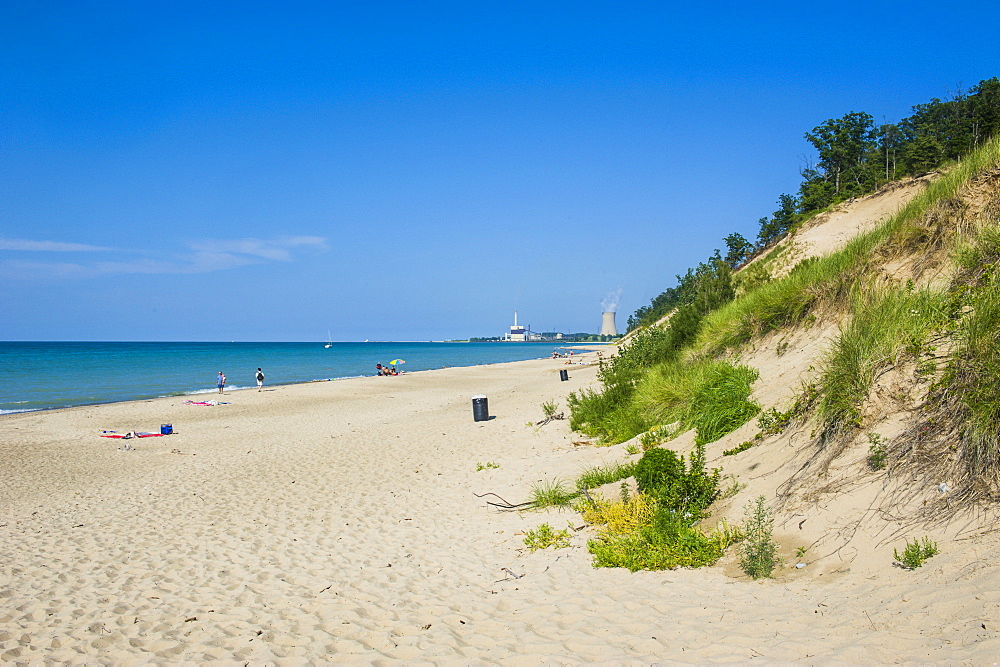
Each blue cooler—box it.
[160,424,173,435]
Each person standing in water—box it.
[255,367,264,391]
[217,371,226,394]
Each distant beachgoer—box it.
[217,371,226,393]
[255,368,264,391]
[375,363,385,376]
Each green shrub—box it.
[866,433,888,471]
[588,519,736,571]
[758,406,794,435]
[740,495,778,579]
[894,536,939,569]
[723,440,756,456]
[524,523,572,551]
[632,445,719,519]
[633,448,684,494]
[585,444,729,571]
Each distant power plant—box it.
[600,311,617,336]
[600,289,621,337]
[490,308,617,341]
[503,310,541,341]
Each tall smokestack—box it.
[600,311,617,336]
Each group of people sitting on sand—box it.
[375,363,399,376]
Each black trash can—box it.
[559,369,569,381]
[472,395,489,422]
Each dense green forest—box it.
[628,77,1000,332]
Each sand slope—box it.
[759,174,936,279]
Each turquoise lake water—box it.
[0,341,591,414]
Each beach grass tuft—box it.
[528,479,578,509]
[575,461,636,491]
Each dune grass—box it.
[635,359,761,446]
[941,227,1000,491]
[815,286,949,439]
[527,462,638,509]
[528,478,577,509]
[575,461,637,491]
[568,385,650,444]
[570,353,761,447]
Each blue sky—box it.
[2,1,998,341]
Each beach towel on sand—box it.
[100,431,164,439]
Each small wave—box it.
[183,386,247,396]
[0,407,40,415]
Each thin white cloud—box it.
[188,236,328,261]
[0,237,112,252]
[0,235,328,280]
[90,253,255,275]
[0,259,93,280]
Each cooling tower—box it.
[600,311,617,336]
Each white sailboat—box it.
[324,331,332,348]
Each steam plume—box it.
[601,288,622,313]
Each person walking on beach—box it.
[255,367,264,391]
[217,371,226,394]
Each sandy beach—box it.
[2,349,1000,663]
